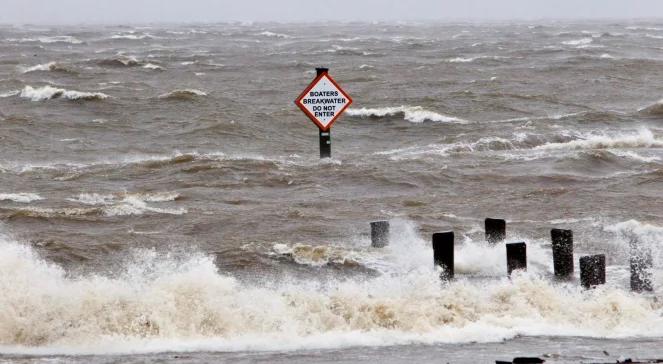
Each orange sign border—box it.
[294,71,353,131]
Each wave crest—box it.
[158,89,208,100]
[0,193,43,203]
[534,129,663,151]
[20,62,71,74]
[347,106,468,124]
[20,86,109,101]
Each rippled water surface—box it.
[1,21,663,363]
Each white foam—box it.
[67,193,115,205]
[13,36,82,44]
[534,128,663,151]
[377,136,515,160]
[20,85,109,101]
[20,62,57,73]
[611,150,661,163]
[68,192,183,215]
[0,219,662,356]
[111,33,153,40]
[0,193,43,203]
[446,56,509,63]
[562,38,593,46]
[143,63,165,70]
[258,31,291,39]
[347,106,468,124]
[158,89,207,99]
[0,90,19,98]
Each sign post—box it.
[295,67,352,159]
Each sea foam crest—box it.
[158,89,208,100]
[258,31,291,38]
[20,62,67,74]
[0,193,43,203]
[12,36,83,44]
[20,85,109,101]
[562,37,593,46]
[534,128,663,150]
[347,106,468,124]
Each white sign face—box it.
[295,73,352,131]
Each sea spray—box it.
[2,221,663,355]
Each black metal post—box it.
[370,221,389,248]
[506,242,527,276]
[580,254,606,289]
[551,229,574,280]
[315,67,331,159]
[485,218,506,244]
[319,128,331,159]
[432,231,454,280]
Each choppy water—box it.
[1,21,663,363]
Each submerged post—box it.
[506,242,527,276]
[551,229,574,280]
[485,218,506,244]
[316,67,331,159]
[630,239,653,292]
[432,231,454,279]
[370,220,389,248]
[580,254,606,289]
[319,129,331,158]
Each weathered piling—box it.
[630,240,653,292]
[370,220,389,248]
[485,218,506,244]
[551,229,574,280]
[506,242,527,275]
[432,231,454,279]
[580,254,606,289]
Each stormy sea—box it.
[1,21,663,363]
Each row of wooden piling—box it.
[369,219,653,292]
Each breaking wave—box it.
[0,193,43,203]
[562,38,593,46]
[638,99,663,116]
[111,33,154,40]
[0,219,662,355]
[11,36,82,44]
[158,89,208,100]
[19,86,109,101]
[20,62,70,74]
[7,192,184,219]
[143,63,165,71]
[96,56,141,67]
[347,106,468,123]
[534,128,663,151]
[0,90,19,98]
[257,31,291,39]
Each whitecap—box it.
[143,63,165,71]
[0,193,43,203]
[257,31,290,39]
[534,128,663,150]
[562,38,593,46]
[19,85,109,101]
[347,106,468,124]
[158,89,207,100]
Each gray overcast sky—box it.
[0,0,662,24]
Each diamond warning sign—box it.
[295,70,352,131]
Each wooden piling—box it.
[432,231,454,280]
[551,229,574,280]
[580,254,606,289]
[485,218,506,244]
